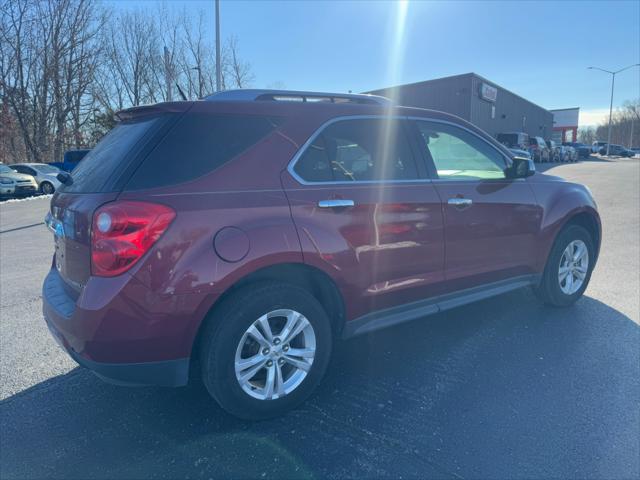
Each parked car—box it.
[496,132,530,150]
[592,141,607,153]
[630,147,640,157]
[557,145,571,162]
[50,149,90,172]
[598,144,634,157]
[9,163,62,194]
[562,142,590,159]
[529,136,550,162]
[508,148,532,159]
[43,89,601,420]
[546,140,560,162]
[0,164,38,198]
[566,145,579,162]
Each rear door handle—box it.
[448,198,473,208]
[318,199,355,209]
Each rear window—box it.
[496,133,517,146]
[61,116,166,193]
[496,133,527,148]
[125,113,279,190]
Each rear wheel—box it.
[535,225,594,307]
[199,282,332,420]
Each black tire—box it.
[534,224,595,307]
[41,182,55,194]
[199,282,333,420]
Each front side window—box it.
[415,121,506,180]
[34,164,60,174]
[293,118,419,183]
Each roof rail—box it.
[203,89,392,106]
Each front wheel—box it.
[41,182,55,194]
[535,225,595,307]
[199,282,333,420]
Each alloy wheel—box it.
[234,309,316,401]
[558,240,589,295]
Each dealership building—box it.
[367,72,554,140]
[550,107,580,143]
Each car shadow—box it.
[1,289,639,479]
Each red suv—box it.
[43,90,601,419]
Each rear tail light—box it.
[91,201,175,277]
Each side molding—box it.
[342,275,539,338]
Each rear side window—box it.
[125,113,279,190]
[293,118,419,183]
[62,117,165,193]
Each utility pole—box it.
[215,0,221,92]
[164,46,173,102]
[588,63,639,156]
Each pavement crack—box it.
[0,222,44,234]
[0,295,42,310]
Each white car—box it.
[9,163,62,194]
[0,164,39,197]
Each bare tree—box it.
[0,0,257,163]
[224,35,254,89]
[595,99,640,147]
[578,126,596,145]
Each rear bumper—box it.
[55,334,189,387]
[42,267,193,387]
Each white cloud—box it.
[579,108,610,127]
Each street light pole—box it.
[215,0,221,92]
[588,64,640,156]
[605,72,615,156]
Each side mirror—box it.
[57,171,73,186]
[505,156,535,179]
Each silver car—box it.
[9,163,62,194]
[0,164,39,197]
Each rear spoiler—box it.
[114,102,193,122]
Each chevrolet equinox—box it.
[43,90,601,419]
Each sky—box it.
[108,0,640,126]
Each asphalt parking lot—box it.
[1,158,638,479]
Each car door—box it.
[282,117,445,320]
[411,119,541,292]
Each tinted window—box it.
[62,116,165,193]
[293,119,419,182]
[496,133,517,147]
[415,121,506,180]
[126,113,279,190]
[33,164,59,174]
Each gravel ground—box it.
[1,157,638,479]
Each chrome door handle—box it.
[448,198,473,208]
[318,199,355,209]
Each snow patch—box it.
[0,194,52,205]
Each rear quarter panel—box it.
[116,128,306,356]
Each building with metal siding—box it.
[367,73,554,140]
